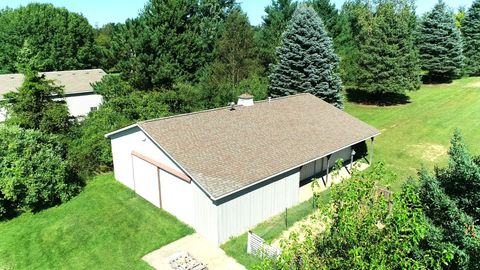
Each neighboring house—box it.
[105,93,380,245]
[0,69,106,122]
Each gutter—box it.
[211,132,381,201]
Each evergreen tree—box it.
[418,1,464,83]
[256,0,298,69]
[334,0,369,86]
[355,0,420,98]
[2,70,71,135]
[269,5,343,108]
[114,0,234,90]
[308,0,339,37]
[201,8,263,107]
[436,129,480,221]
[462,0,480,76]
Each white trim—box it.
[104,123,139,138]
[212,133,380,200]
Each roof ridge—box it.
[0,69,106,77]
[140,93,311,124]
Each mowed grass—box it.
[0,173,193,270]
[345,77,480,190]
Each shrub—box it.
[0,125,82,220]
[258,163,453,269]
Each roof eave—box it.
[104,123,139,138]
[211,131,381,201]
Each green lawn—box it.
[0,173,193,270]
[346,77,480,190]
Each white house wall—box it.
[110,126,197,229]
[64,93,102,117]
[160,169,194,226]
[215,170,300,244]
[300,146,352,180]
[193,183,219,244]
[132,156,161,207]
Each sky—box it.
[0,0,473,27]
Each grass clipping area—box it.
[0,173,194,270]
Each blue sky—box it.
[0,0,473,27]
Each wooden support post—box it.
[350,149,356,172]
[326,155,331,185]
[369,137,375,164]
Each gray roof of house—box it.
[0,69,106,99]
[137,93,380,199]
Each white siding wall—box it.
[133,156,161,207]
[64,94,103,117]
[216,170,300,244]
[300,146,352,181]
[110,127,196,228]
[110,126,180,189]
[193,183,219,244]
[0,93,102,122]
[160,170,194,226]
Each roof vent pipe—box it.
[237,93,254,107]
[229,102,235,111]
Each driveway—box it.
[143,233,246,270]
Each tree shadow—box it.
[345,88,411,106]
[421,75,454,84]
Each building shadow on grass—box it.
[345,88,411,106]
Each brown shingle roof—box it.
[0,69,106,98]
[137,93,380,199]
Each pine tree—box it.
[462,0,480,76]
[355,0,420,98]
[256,0,298,69]
[308,0,339,37]
[418,1,464,83]
[269,5,343,108]
[334,1,369,86]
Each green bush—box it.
[258,163,453,269]
[0,125,82,220]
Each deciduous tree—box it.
[0,3,96,73]
[0,125,82,220]
[2,70,71,136]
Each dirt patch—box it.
[271,210,327,249]
[409,143,447,162]
[466,81,480,88]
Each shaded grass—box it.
[346,77,480,191]
[221,190,331,269]
[0,173,194,270]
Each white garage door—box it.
[132,155,161,207]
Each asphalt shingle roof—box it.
[138,93,380,199]
[0,69,106,99]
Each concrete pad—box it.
[143,233,246,270]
